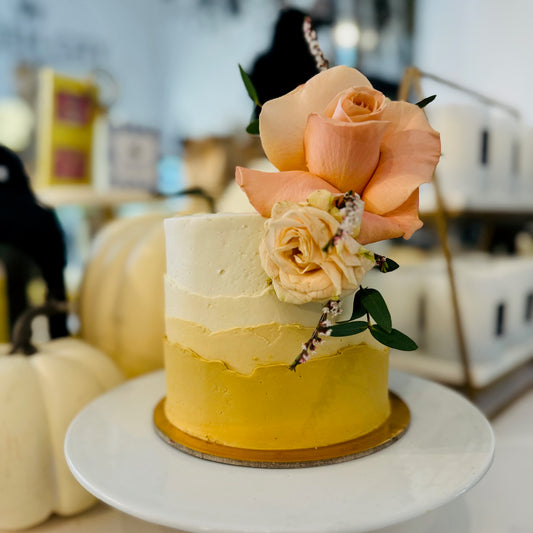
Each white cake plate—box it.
[65,370,494,533]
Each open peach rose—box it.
[260,199,375,305]
[236,65,441,244]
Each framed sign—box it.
[109,125,160,191]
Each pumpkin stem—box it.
[8,300,70,356]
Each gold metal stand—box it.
[398,67,532,413]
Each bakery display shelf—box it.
[420,205,533,220]
[65,369,494,533]
[390,341,533,389]
[390,348,533,418]
[399,66,533,418]
[36,185,161,207]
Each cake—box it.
[163,212,390,451]
[158,64,440,459]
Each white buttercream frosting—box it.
[164,213,268,297]
[164,276,328,331]
[164,213,358,333]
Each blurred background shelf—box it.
[36,186,162,207]
[420,208,533,220]
[391,349,533,418]
[390,344,533,389]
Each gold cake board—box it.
[153,392,410,469]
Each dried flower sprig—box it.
[303,16,329,72]
[289,299,342,370]
[322,191,364,253]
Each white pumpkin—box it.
[0,329,124,530]
[79,197,210,378]
[79,213,165,378]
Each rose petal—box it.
[358,212,404,244]
[259,66,372,171]
[304,114,390,194]
[362,101,441,214]
[358,190,422,244]
[235,166,340,217]
[324,86,387,122]
[385,189,424,239]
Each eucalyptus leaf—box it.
[369,325,418,351]
[416,94,436,109]
[246,119,260,135]
[239,64,261,107]
[360,288,392,332]
[329,321,369,337]
[350,289,366,320]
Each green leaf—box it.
[239,64,261,107]
[360,288,392,332]
[330,321,369,337]
[369,325,418,351]
[379,257,399,273]
[416,94,436,109]
[246,119,259,135]
[350,289,366,320]
[373,254,400,273]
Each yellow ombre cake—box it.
[163,213,390,451]
[158,62,440,460]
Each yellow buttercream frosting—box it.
[163,213,392,452]
[165,316,385,374]
[164,334,390,450]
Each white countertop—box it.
[2,388,532,533]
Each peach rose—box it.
[260,199,375,305]
[236,65,441,244]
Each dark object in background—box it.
[0,144,68,339]
[369,77,400,100]
[249,8,321,115]
[248,7,400,110]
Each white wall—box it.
[10,0,529,151]
[156,1,280,150]
[0,0,288,153]
[0,0,165,129]
[414,0,532,123]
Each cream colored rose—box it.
[260,200,375,305]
